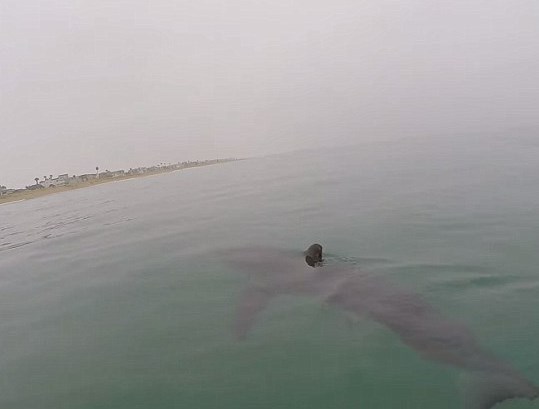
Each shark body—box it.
[219,246,538,409]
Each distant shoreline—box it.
[0,159,238,205]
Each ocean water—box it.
[1,137,539,409]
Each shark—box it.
[218,244,538,409]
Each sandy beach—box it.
[0,160,236,205]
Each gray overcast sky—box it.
[1,0,538,187]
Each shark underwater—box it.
[218,244,538,409]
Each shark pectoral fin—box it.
[234,287,273,341]
[460,372,539,409]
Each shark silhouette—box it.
[219,244,538,409]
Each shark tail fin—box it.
[461,371,539,409]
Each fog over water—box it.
[1,0,538,187]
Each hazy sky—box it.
[1,0,538,187]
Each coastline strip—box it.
[0,159,238,206]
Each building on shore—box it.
[110,170,125,178]
[0,186,14,196]
[40,174,70,188]
[127,167,147,175]
[79,174,97,182]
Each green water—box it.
[1,136,538,408]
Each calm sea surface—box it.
[1,137,539,409]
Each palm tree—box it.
[35,177,39,185]
[96,166,99,179]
